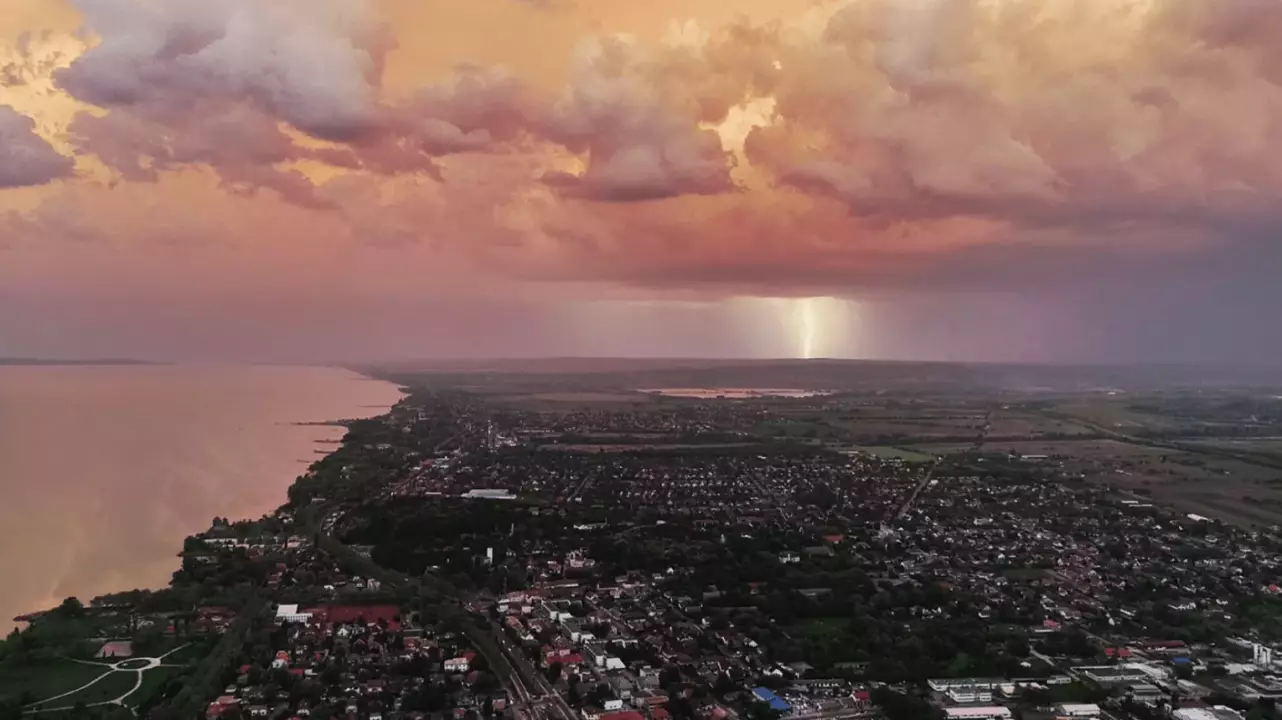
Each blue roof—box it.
[752,688,790,712]
[1172,656,1191,664]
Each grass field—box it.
[493,392,653,409]
[159,642,210,665]
[40,670,139,708]
[0,659,109,704]
[791,617,850,638]
[855,446,936,462]
[124,666,185,708]
[1188,438,1282,454]
[540,442,757,453]
[987,414,1094,438]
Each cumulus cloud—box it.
[0,105,74,187]
[13,0,1282,297]
[537,37,737,200]
[53,0,528,196]
[738,0,1282,233]
[508,0,1282,288]
[58,0,388,139]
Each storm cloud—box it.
[0,104,73,187]
[4,0,1282,361]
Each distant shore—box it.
[0,358,161,366]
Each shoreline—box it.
[4,366,405,622]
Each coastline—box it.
[1,365,405,623]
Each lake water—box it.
[641,387,835,398]
[0,365,403,624]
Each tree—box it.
[744,702,781,720]
[58,597,86,619]
[872,688,942,720]
[546,661,564,684]
[1004,637,1030,658]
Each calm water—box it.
[642,387,834,398]
[0,365,403,623]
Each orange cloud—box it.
[4,0,1282,306]
[0,104,73,186]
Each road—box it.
[888,407,995,523]
[486,617,576,720]
[305,505,576,720]
[890,459,941,522]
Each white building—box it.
[1254,643,1274,667]
[943,707,1012,720]
[1055,703,1101,718]
[464,488,516,500]
[275,604,312,624]
[1174,707,1245,720]
[947,685,993,704]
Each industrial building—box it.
[942,707,1013,720]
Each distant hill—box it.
[0,358,158,366]
[361,357,1282,393]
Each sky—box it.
[2,0,1281,363]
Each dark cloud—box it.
[10,0,1282,365]
[57,0,389,140]
[0,105,74,187]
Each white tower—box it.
[1254,643,1274,667]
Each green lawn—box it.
[160,642,211,665]
[792,617,850,638]
[36,671,139,708]
[125,666,186,708]
[856,446,936,462]
[0,659,109,704]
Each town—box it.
[5,362,1282,720]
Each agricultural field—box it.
[854,446,936,462]
[912,443,977,456]
[1037,393,1282,439]
[985,414,1093,439]
[540,442,757,453]
[1186,437,1282,458]
[983,439,1171,460]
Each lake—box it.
[0,365,403,624]
[641,387,835,398]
